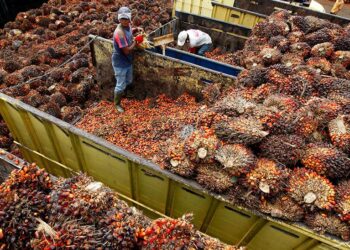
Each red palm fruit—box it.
[260,47,282,66]
[304,97,342,125]
[288,168,335,210]
[301,144,350,179]
[328,115,350,154]
[196,164,233,193]
[336,180,350,222]
[259,134,305,167]
[214,116,269,145]
[215,144,256,176]
[305,213,350,241]
[287,31,305,43]
[281,53,304,68]
[245,158,290,196]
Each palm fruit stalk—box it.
[301,144,350,179]
[245,158,290,196]
[215,144,256,177]
[288,168,336,210]
[328,115,350,154]
[336,180,350,222]
[259,135,305,167]
[196,164,234,193]
[305,213,350,241]
[214,116,269,145]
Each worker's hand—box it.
[188,47,197,54]
[135,34,144,44]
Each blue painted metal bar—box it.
[148,47,243,77]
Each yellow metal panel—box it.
[169,183,213,228]
[0,101,35,149]
[134,165,169,213]
[205,202,259,244]
[311,243,347,250]
[247,222,309,250]
[79,138,132,197]
[26,113,58,161]
[50,124,81,172]
[241,13,257,28]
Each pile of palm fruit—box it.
[163,10,350,241]
[0,162,237,249]
[0,0,172,153]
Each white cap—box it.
[118,6,132,21]
[177,31,188,46]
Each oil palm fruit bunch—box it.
[213,94,256,117]
[196,164,234,193]
[290,42,311,58]
[252,19,290,39]
[281,53,304,67]
[288,168,335,210]
[305,213,350,241]
[315,77,350,97]
[245,158,290,196]
[215,144,256,177]
[263,94,300,113]
[301,143,350,179]
[328,115,350,154]
[304,97,342,126]
[184,128,220,164]
[0,163,52,249]
[306,57,331,74]
[259,195,304,222]
[305,28,333,47]
[214,116,269,145]
[336,180,350,222]
[260,47,282,66]
[259,135,305,167]
[166,140,196,178]
[332,51,350,68]
[237,67,267,87]
[310,42,334,58]
[268,35,290,53]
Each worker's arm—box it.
[121,41,136,55]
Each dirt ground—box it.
[318,0,350,18]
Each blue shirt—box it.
[112,24,133,68]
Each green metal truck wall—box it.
[0,39,348,250]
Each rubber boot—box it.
[125,85,135,98]
[114,93,124,113]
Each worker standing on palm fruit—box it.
[177,30,213,57]
[112,6,144,113]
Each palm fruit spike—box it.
[184,128,220,164]
[259,135,305,167]
[166,141,196,177]
[310,42,334,58]
[259,195,304,222]
[215,144,256,177]
[301,144,350,179]
[306,57,331,75]
[196,164,233,193]
[328,115,350,154]
[305,213,350,241]
[260,47,282,66]
[332,51,350,68]
[246,158,290,196]
[213,94,256,117]
[288,168,335,210]
[214,116,268,145]
[336,180,350,222]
